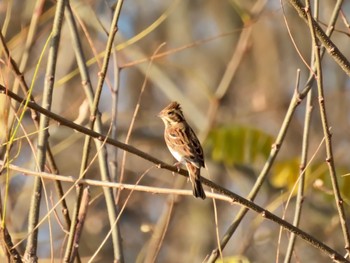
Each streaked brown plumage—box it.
[158,101,206,199]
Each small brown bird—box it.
[158,101,206,199]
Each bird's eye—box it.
[169,111,174,115]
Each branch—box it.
[305,0,350,253]
[62,1,124,261]
[1,86,349,263]
[24,0,66,261]
[1,160,349,262]
[288,0,350,76]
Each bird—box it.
[158,101,206,199]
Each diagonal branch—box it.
[1,84,350,262]
[288,0,350,76]
[62,1,124,262]
[207,0,348,261]
[24,1,66,261]
[305,0,350,253]
[1,160,349,263]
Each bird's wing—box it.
[166,124,205,167]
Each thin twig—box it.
[69,187,90,262]
[0,85,186,175]
[88,167,150,263]
[0,194,22,262]
[2,160,349,263]
[2,86,350,262]
[116,43,165,204]
[283,0,321,259]
[202,24,253,140]
[283,71,311,262]
[0,2,72,244]
[305,0,350,254]
[206,84,303,263]
[206,0,347,260]
[24,1,66,261]
[9,123,115,253]
[62,1,123,261]
[63,1,125,262]
[11,0,46,103]
[288,0,350,76]
[283,70,312,263]
[144,177,184,263]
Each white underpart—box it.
[168,145,185,164]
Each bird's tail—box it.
[185,162,206,199]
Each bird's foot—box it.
[173,162,182,173]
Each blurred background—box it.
[1,0,350,262]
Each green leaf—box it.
[206,125,273,166]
